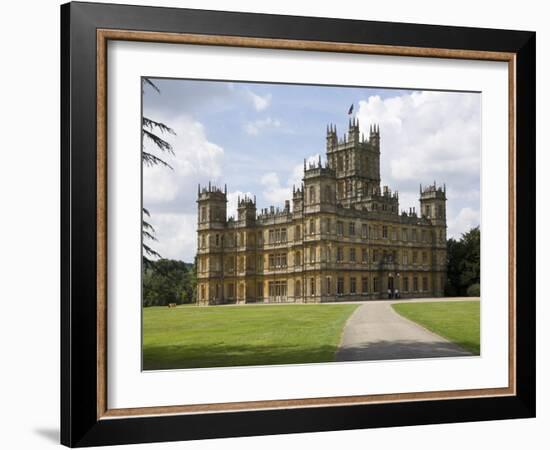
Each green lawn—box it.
[143,304,359,370]
[392,301,480,354]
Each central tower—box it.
[326,118,381,206]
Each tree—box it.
[143,259,197,306]
[142,78,176,268]
[445,226,480,296]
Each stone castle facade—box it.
[196,118,447,305]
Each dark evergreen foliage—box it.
[143,259,197,306]
[445,226,481,296]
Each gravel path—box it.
[335,301,473,361]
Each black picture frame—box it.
[61,1,536,447]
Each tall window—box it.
[309,219,315,235]
[295,225,301,240]
[326,277,332,295]
[337,277,344,295]
[413,251,418,264]
[337,221,344,236]
[350,248,356,262]
[422,277,428,291]
[310,278,316,296]
[403,252,409,265]
[309,247,316,263]
[382,226,388,239]
[402,228,408,241]
[422,251,428,264]
[349,222,355,236]
[295,251,301,266]
[373,250,378,262]
[361,223,368,239]
[325,218,331,234]
[309,186,316,204]
[324,185,332,202]
[412,229,417,241]
[362,248,368,263]
[373,277,379,292]
[337,247,344,262]
[413,277,419,291]
[403,277,409,292]
[371,226,379,239]
[295,280,301,297]
[350,277,357,294]
[361,277,368,293]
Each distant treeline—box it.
[143,259,196,307]
[445,226,480,297]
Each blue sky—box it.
[143,79,481,263]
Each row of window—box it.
[199,275,434,301]
[197,248,441,272]
[200,277,429,298]
[199,222,445,250]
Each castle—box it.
[196,118,447,305]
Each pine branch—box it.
[142,151,173,169]
[142,129,174,153]
[142,230,157,241]
[143,243,161,259]
[142,219,156,233]
[143,117,175,136]
[142,77,160,93]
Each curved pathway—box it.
[335,301,472,361]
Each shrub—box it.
[466,283,480,297]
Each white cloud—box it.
[143,114,224,211]
[357,91,480,184]
[246,90,272,111]
[143,114,225,261]
[244,117,281,136]
[447,207,480,239]
[227,190,254,219]
[260,153,320,206]
[260,172,291,205]
[356,90,480,237]
[145,213,198,262]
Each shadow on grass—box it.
[144,338,478,370]
[336,339,476,362]
[143,343,338,370]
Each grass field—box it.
[392,301,480,354]
[143,304,359,370]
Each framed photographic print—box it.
[60,1,536,447]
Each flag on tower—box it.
[347,103,354,115]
